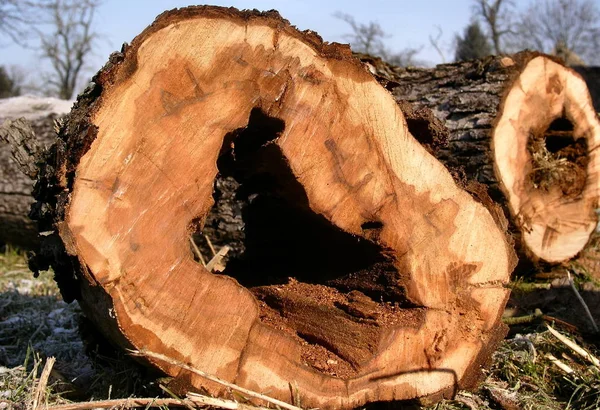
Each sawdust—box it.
[252,278,425,379]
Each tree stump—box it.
[363,53,600,263]
[31,6,516,409]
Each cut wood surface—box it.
[31,6,516,409]
[0,96,71,249]
[363,53,600,263]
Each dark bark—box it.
[0,113,61,249]
[361,53,531,204]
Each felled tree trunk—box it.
[0,121,38,249]
[0,98,70,249]
[31,6,516,409]
[363,53,600,264]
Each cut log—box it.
[0,96,71,249]
[30,6,516,409]
[363,53,600,264]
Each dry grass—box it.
[528,139,574,192]
[0,246,160,409]
[0,246,598,409]
[430,329,600,410]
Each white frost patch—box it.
[48,308,65,319]
[0,316,23,326]
[0,95,72,121]
[52,327,76,335]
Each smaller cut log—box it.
[363,53,600,264]
[0,96,71,249]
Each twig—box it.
[32,357,55,410]
[189,236,206,266]
[46,398,194,409]
[187,392,272,409]
[567,271,599,333]
[206,245,230,272]
[545,353,575,375]
[204,234,217,256]
[131,349,303,410]
[160,384,195,410]
[541,314,580,334]
[546,324,600,367]
[503,308,543,325]
[3,269,29,276]
[29,319,47,343]
[46,393,269,410]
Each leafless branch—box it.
[333,11,423,66]
[0,0,46,46]
[3,0,101,98]
[510,0,600,65]
[35,0,100,98]
[472,0,514,54]
[429,25,446,63]
[333,12,388,56]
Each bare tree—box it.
[34,0,100,99]
[334,12,387,55]
[473,0,514,54]
[0,0,101,98]
[0,0,39,45]
[429,26,447,64]
[511,0,600,65]
[334,12,423,66]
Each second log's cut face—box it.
[494,57,600,262]
[61,8,514,408]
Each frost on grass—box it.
[0,247,88,407]
[0,247,157,408]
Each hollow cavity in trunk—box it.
[190,108,424,378]
[527,116,588,198]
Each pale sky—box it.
[90,0,475,66]
[1,0,478,84]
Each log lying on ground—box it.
[363,53,600,264]
[0,96,71,249]
[30,6,516,409]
